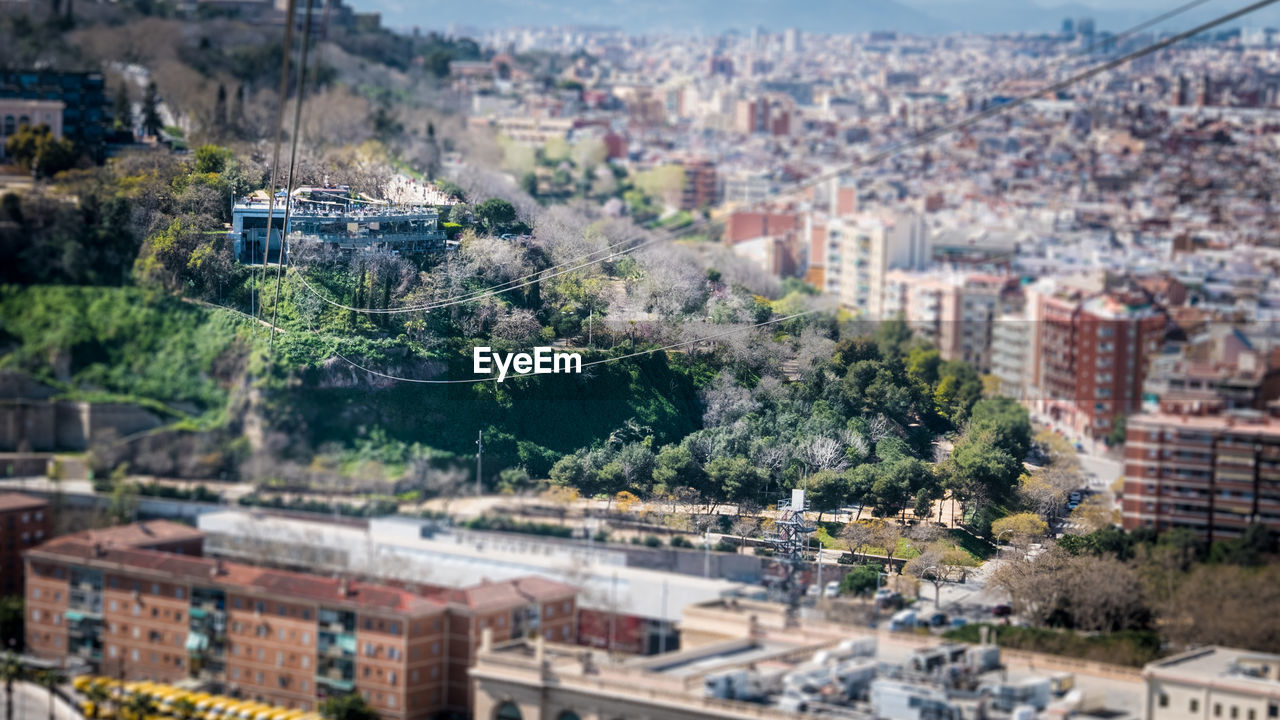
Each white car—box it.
[824,581,840,598]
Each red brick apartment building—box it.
[0,493,49,596]
[1122,397,1280,542]
[1036,284,1167,439]
[24,522,576,720]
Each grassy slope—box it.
[0,285,251,418]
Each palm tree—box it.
[171,697,198,720]
[0,654,24,720]
[84,682,111,720]
[35,669,63,720]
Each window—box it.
[556,713,580,720]
[1232,708,1239,719]
[1159,695,1169,708]
[1216,703,1223,717]
[131,649,139,662]
[31,610,41,622]
[388,672,396,685]
[495,703,522,720]
[1191,700,1200,713]
[301,632,310,645]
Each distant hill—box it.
[369,0,1280,36]
[379,0,953,34]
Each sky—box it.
[347,0,1280,36]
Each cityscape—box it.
[2,1,1280,720]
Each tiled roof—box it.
[42,520,204,550]
[29,541,443,616]
[0,493,47,512]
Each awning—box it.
[189,608,207,619]
[64,611,85,622]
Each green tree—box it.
[520,171,538,197]
[968,396,1032,460]
[124,692,155,720]
[319,693,379,720]
[193,144,232,174]
[475,197,517,233]
[705,456,764,509]
[1107,415,1128,446]
[84,683,111,720]
[653,444,701,493]
[4,124,76,177]
[171,697,198,720]
[800,469,846,523]
[839,563,881,597]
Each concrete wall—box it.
[0,400,162,452]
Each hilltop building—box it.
[230,186,447,264]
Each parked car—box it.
[824,581,840,598]
[992,603,1013,617]
[950,617,969,628]
[928,612,949,627]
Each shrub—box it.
[670,535,693,548]
[643,535,662,548]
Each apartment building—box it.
[1142,646,1280,720]
[1122,398,1280,541]
[1028,275,1167,440]
[0,493,49,596]
[25,521,577,720]
[879,271,1018,372]
[677,158,719,210]
[829,212,929,318]
[992,309,1034,400]
[1143,327,1280,414]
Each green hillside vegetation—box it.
[0,286,250,417]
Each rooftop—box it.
[0,492,48,513]
[42,519,204,550]
[1146,647,1280,697]
[28,539,443,617]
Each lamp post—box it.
[996,529,1013,560]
